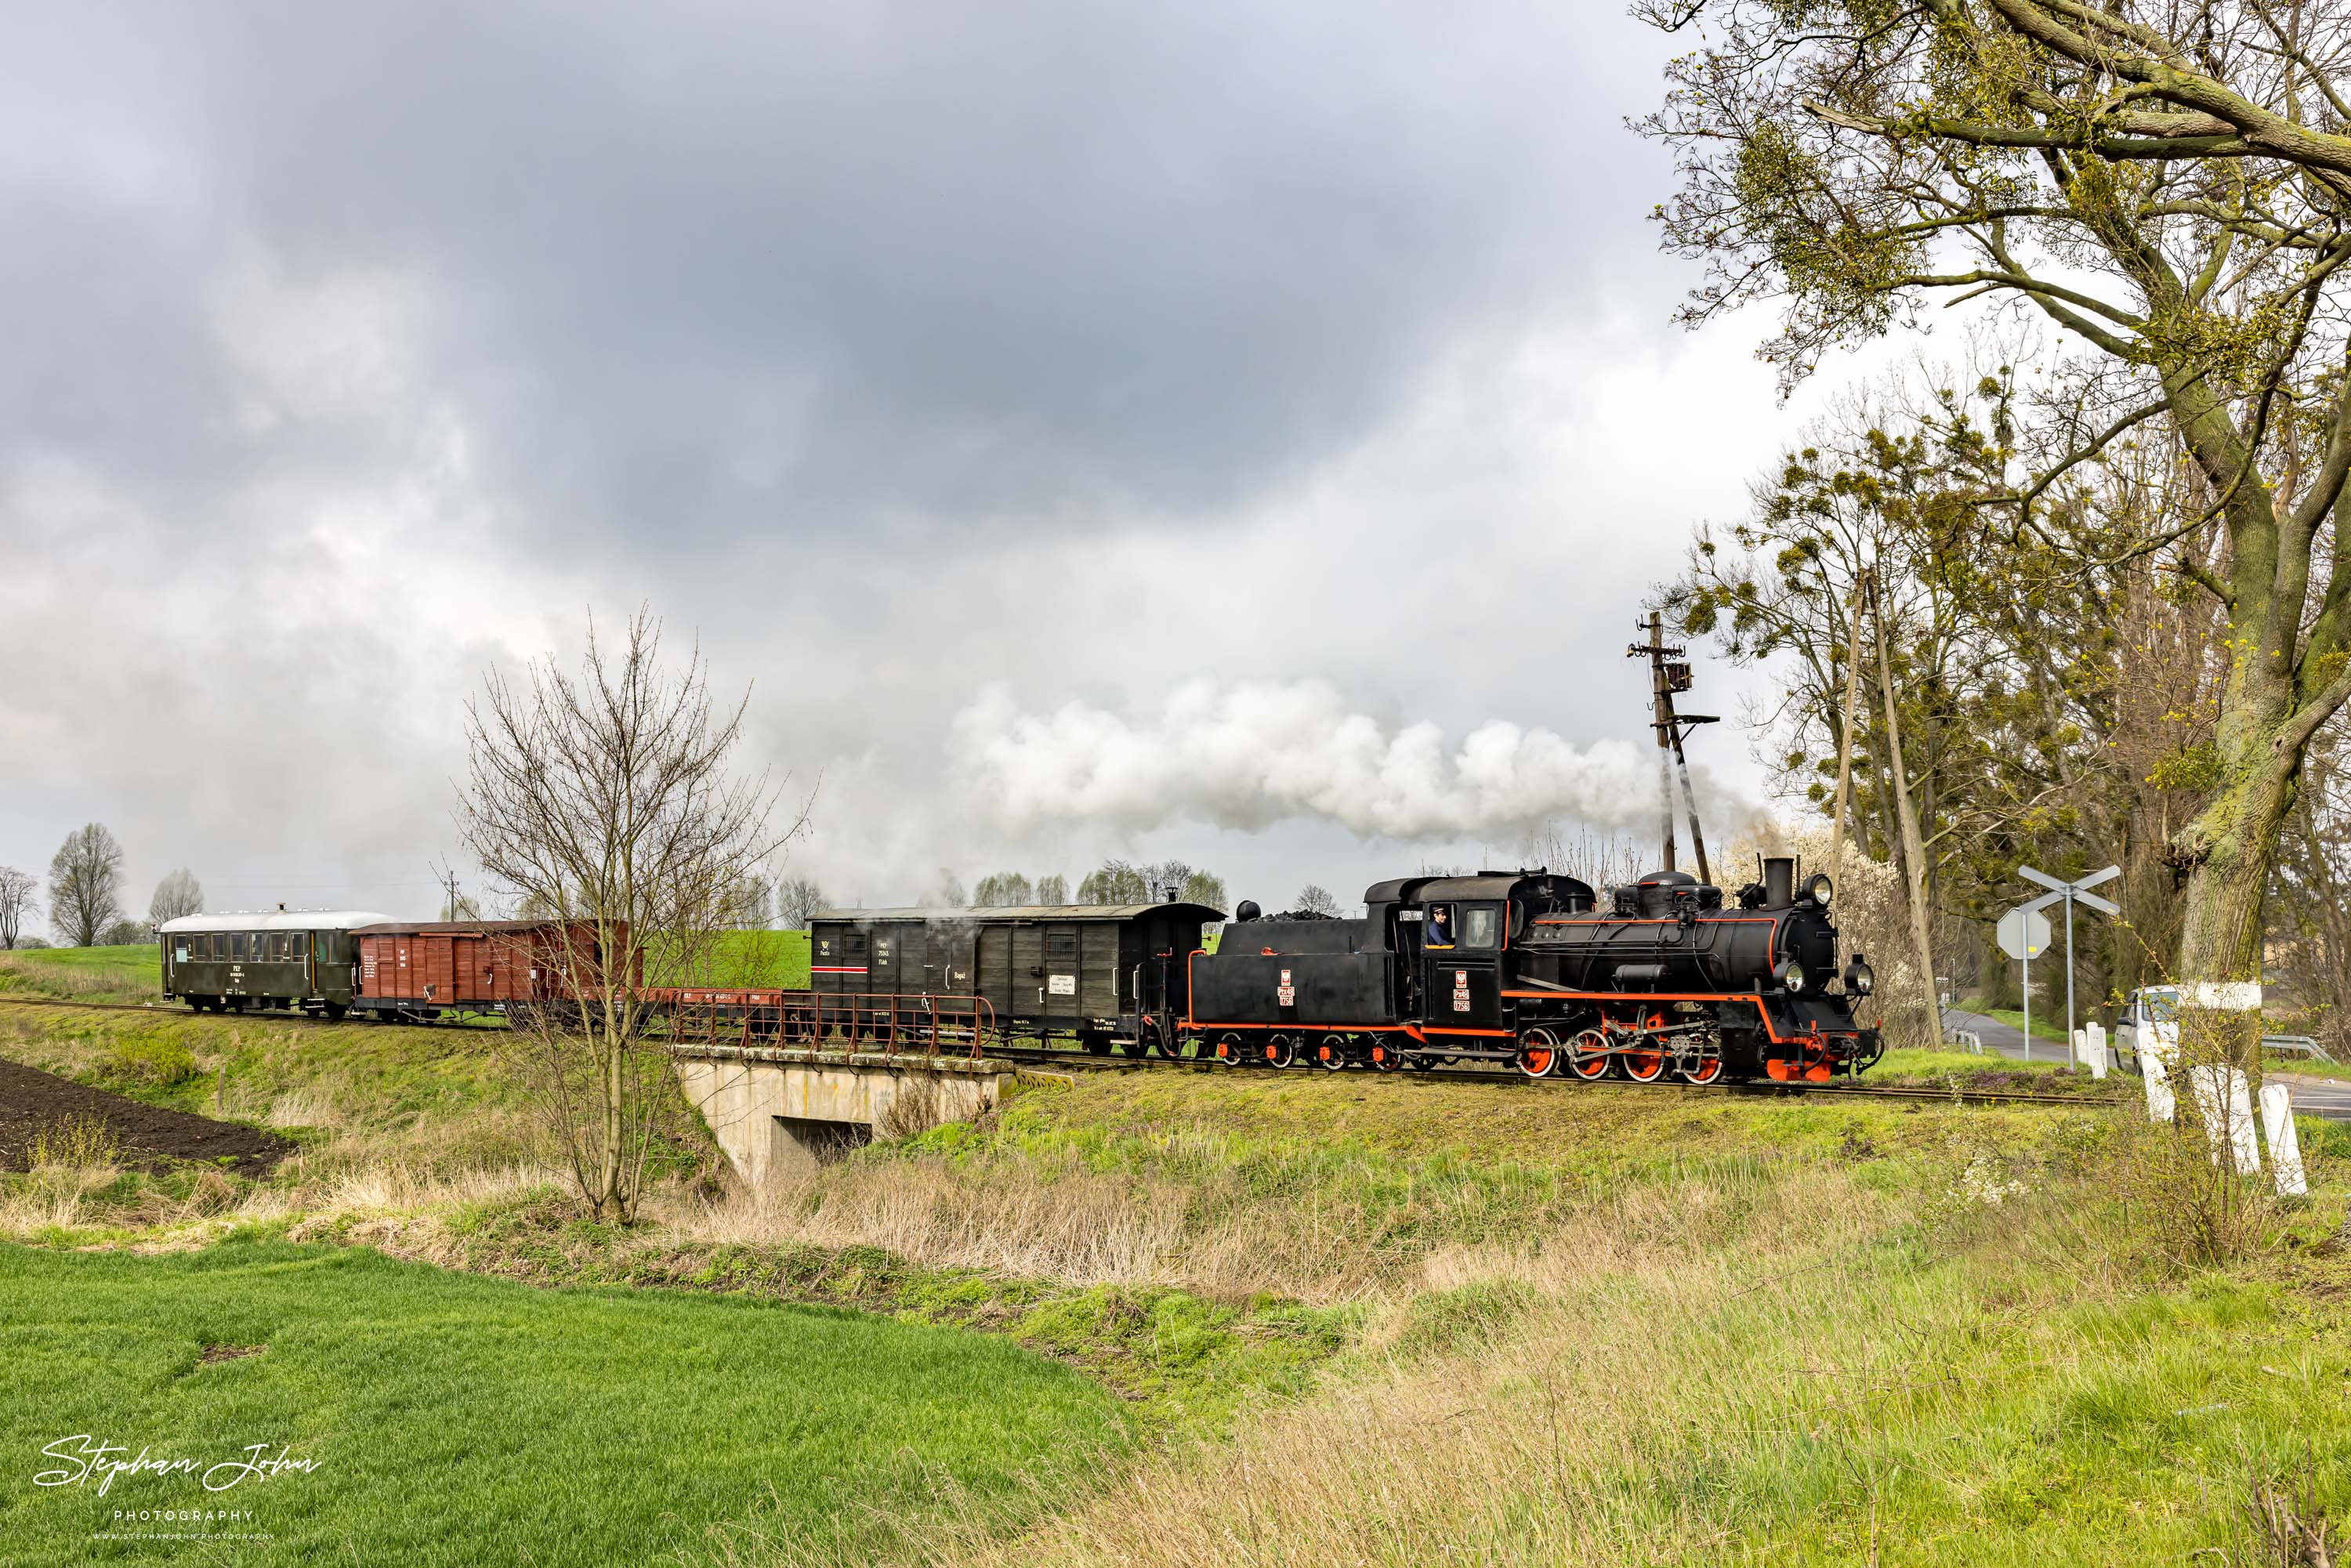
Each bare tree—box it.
[47,824,124,948]
[726,873,771,929]
[774,875,827,929]
[1034,872,1068,905]
[1295,884,1340,917]
[0,867,37,949]
[148,867,205,927]
[1078,860,1147,904]
[457,609,805,1221]
[1176,867,1227,911]
[973,871,1034,907]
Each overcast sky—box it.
[2,2,1911,932]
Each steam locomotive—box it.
[1185,854,1881,1081]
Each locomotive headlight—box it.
[1805,872,1834,907]
[1843,955,1874,996]
[1773,958,1806,993]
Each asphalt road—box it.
[1943,1007,2351,1121]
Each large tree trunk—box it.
[2174,737,2298,983]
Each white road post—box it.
[2142,1042,2176,1123]
[2259,1082,2308,1197]
[2188,1064,2262,1175]
[2084,1021,2107,1081]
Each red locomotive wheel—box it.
[1264,1034,1299,1069]
[1513,1027,1560,1079]
[1315,1035,1349,1071]
[1617,1046,1668,1083]
[1215,1033,1244,1065]
[1677,1055,1724,1085]
[1367,1041,1397,1072]
[1565,1028,1612,1081]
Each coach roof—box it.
[160,911,389,933]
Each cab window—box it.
[1425,904,1457,947]
[1462,906,1499,949]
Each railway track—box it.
[0,994,2111,1109]
[979,1041,2112,1107]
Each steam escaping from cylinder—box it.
[947,679,1749,843]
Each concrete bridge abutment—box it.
[671,1045,1011,1184]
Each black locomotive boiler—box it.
[1186,855,1881,1081]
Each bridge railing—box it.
[650,987,1000,1059]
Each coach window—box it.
[1462,906,1499,950]
[230,933,248,961]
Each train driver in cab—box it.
[1426,904,1455,949]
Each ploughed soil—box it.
[0,1056,293,1175]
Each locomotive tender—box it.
[1188,854,1880,1081]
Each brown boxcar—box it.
[351,920,623,1019]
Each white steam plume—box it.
[948,680,1741,842]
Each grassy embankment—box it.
[7,989,2351,1563]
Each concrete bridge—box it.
[670,1042,1015,1182]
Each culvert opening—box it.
[777,1116,872,1165]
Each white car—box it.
[2112,986,2179,1075]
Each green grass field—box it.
[0,1238,1124,1566]
[8,987,2351,1562]
[0,944,161,1004]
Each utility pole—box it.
[1868,571,1942,1047]
[1828,584,1867,873]
[434,861,463,923]
[1628,612,1718,884]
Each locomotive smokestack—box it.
[1762,856,1795,908]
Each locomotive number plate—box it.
[1453,969,1470,1012]
[1277,968,1295,1007]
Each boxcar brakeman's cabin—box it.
[809,903,1223,1052]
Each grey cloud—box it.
[0,2,1802,927]
[13,2,1665,545]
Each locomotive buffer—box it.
[1629,611,1717,886]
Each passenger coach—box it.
[159,909,388,1018]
